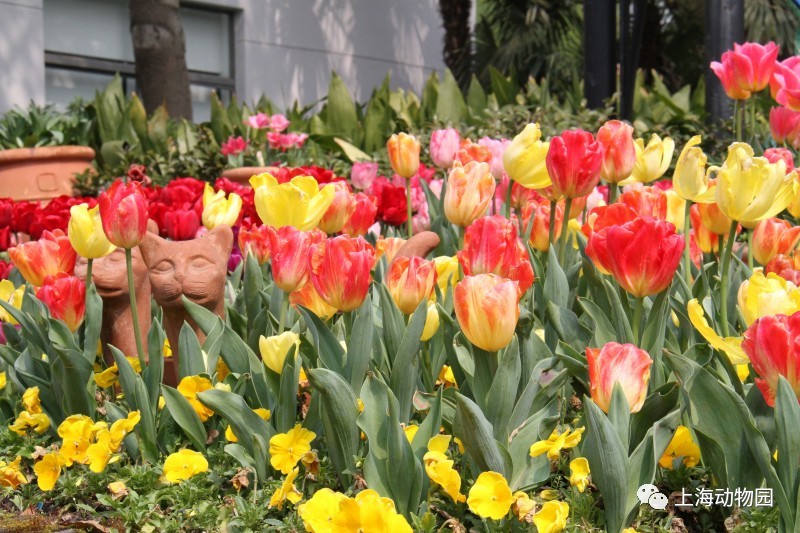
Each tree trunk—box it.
[129,0,193,120]
[438,0,472,88]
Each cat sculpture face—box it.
[139,225,233,310]
[74,247,148,299]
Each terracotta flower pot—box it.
[0,146,95,202]
[220,166,279,186]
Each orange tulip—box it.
[752,217,800,266]
[587,342,652,413]
[443,162,495,227]
[8,229,77,286]
[690,204,720,254]
[268,226,326,293]
[238,224,272,265]
[596,120,636,184]
[375,237,407,265]
[521,199,563,252]
[36,274,86,332]
[289,281,337,320]
[309,235,375,312]
[318,182,357,234]
[697,200,735,236]
[454,274,519,352]
[341,193,378,237]
[386,256,437,314]
[387,133,421,179]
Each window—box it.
[43,0,234,121]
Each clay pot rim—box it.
[0,145,96,164]
[220,166,280,185]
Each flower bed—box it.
[0,42,799,532]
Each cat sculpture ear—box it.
[204,225,234,257]
[138,225,166,267]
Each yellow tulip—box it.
[672,136,715,203]
[468,471,514,520]
[420,301,440,341]
[714,143,797,227]
[251,173,335,231]
[659,425,701,469]
[387,132,421,178]
[664,189,687,231]
[162,449,209,483]
[628,134,675,184]
[533,500,570,533]
[503,123,552,189]
[269,423,316,474]
[569,457,590,492]
[68,204,116,259]
[687,299,748,364]
[737,271,800,326]
[433,255,459,291]
[34,453,62,491]
[0,280,24,325]
[529,427,584,461]
[202,183,242,229]
[259,331,300,374]
[226,408,270,442]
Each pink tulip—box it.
[478,137,511,180]
[587,342,652,413]
[269,114,290,133]
[246,113,270,130]
[429,128,461,169]
[350,162,379,190]
[711,41,779,100]
[764,147,795,172]
[769,107,800,148]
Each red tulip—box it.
[766,252,800,286]
[587,342,652,413]
[752,217,800,266]
[581,203,639,240]
[318,182,357,234]
[457,215,534,297]
[0,198,12,229]
[386,256,437,314]
[521,198,563,252]
[36,273,86,332]
[545,129,604,200]
[586,217,684,297]
[596,120,636,184]
[309,235,375,312]
[711,41,779,100]
[690,204,720,255]
[341,193,378,237]
[268,226,325,293]
[238,224,272,265]
[163,209,200,241]
[98,180,149,249]
[769,107,800,149]
[8,229,77,286]
[742,311,800,406]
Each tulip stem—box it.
[608,182,618,204]
[632,297,643,345]
[747,230,754,270]
[405,178,413,239]
[720,220,738,337]
[126,248,146,370]
[683,201,692,286]
[505,182,512,219]
[548,200,557,246]
[85,258,93,291]
[559,198,573,265]
[278,292,289,333]
[733,100,741,141]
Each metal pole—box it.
[583,0,616,109]
[705,0,744,126]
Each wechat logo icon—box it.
[638,484,668,510]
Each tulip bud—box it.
[259,331,300,374]
[429,128,461,169]
[521,199,563,252]
[769,107,800,149]
[752,218,800,266]
[420,301,440,341]
[386,256,437,314]
[37,273,86,332]
[268,226,325,293]
[433,255,459,292]
[202,184,242,230]
[546,129,603,199]
[630,134,675,184]
[309,235,376,312]
[318,182,357,234]
[387,133,421,178]
[672,136,714,202]
[742,310,800,406]
[68,204,116,259]
[503,123,551,189]
[454,274,519,352]
[587,342,652,413]
[690,204,720,254]
[443,161,495,227]
[98,180,149,249]
[596,120,636,184]
[711,41,779,100]
[238,224,271,265]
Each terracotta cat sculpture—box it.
[139,225,233,386]
[74,223,156,366]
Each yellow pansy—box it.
[163,339,173,358]
[511,491,537,523]
[251,173,335,231]
[687,299,748,365]
[467,471,514,520]
[503,123,552,189]
[22,386,42,414]
[268,467,303,509]
[569,457,590,492]
[58,415,95,467]
[269,424,316,474]
[331,489,412,533]
[34,452,62,491]
[628,134,675,184]
[225,408,270,442]
[109,411,140,450]
[297,488,348,532]
[202,183,242,229]
[0,371,5,390]
[529,427,585,461]
[0,456,27,489]
[9,410,50,436]
[421,301,440,341]
[533,500,570,533]
[659,425,701,469]
[0,279,24,324]
[738,271,800,326]
[94,357,142,388]
[424,434,452,462]
[87,430,114,473]
[259,331,300,374]
[713,143,797,227]
[436,365,457,388]
[672,135,715,203]
[426,458,466,503]
[177,375,215,422]
[68,204,116,259]
[162,449,209,483]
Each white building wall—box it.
[0,0,446,113]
